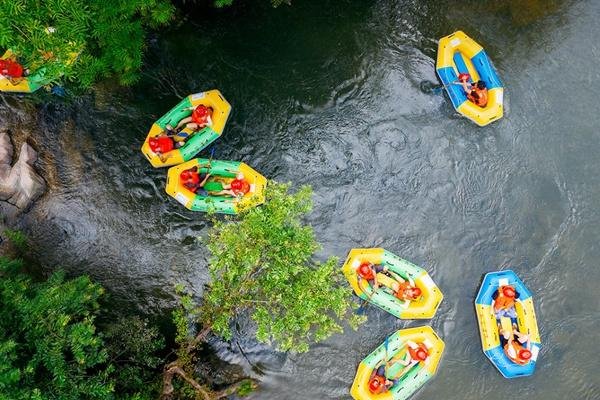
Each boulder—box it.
[0,131,46,214]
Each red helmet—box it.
[368,376,385,393]
[502,286,516,298]
[410,287,422,298]
[415,347,428,361]
[180,170,191,180]
[192,105,212,125]
[458,73,471,82]
[149,137,159,152]
[518,349,532,360]
[231,178,250,195]
[358,262,372,275]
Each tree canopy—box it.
[0,254,164,400]
[201,182,362,352]
[0,0,175,87]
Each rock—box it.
[0,130,12,182]
[0,131,46,215]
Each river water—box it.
[1,0,599,399]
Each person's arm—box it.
[199,173,211,187]
[460,80,470,93]
[389,351,412,367]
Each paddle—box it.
[420,80,465,94]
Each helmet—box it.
[358,262,372,275]
[410,287,422,298]
[502,286,516,298]
[368,376,384,393]
[518,349,532,360]
[416,347,428,361]
[192,105,212,124]
[458,73,470,82]
[476,80,487,89]
[149,137,159,152]
[230,178,243,191]
[180,170,191,180]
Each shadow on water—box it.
[2,0,600,398]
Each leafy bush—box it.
[0,256,165,400]
[0,0,175,87]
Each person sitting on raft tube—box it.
[458,73,488,107]
[367,340,430,394]
[390,277,422,302]
[491,284,521,319]
[499,324,532,365]
[368,364,395,394]
[148,135,175,161]
[353,261,388,290]
[165,105,214,143]
[180,168,251,197]
[0,56,29,85]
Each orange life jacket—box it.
[408,343,428,362]
[394,281,414,300]
[504,341,530,365]
[494,286,516,311]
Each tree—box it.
[0,0,175,88]
[162,182,363,399]
[0,251,165,399]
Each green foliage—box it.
[0,0,175,88]
[0,256,165,400]
[213,0,290,7]
[3,229,28,254]
[103,317,165,399]
[201,182,362,352]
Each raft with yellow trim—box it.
[342,248,443,319]
[351,326,444,400]
[475,270,541,378]
[436,31,503,126]
[141,90,231,168]
[166,158,266,214]
[0,49,72,93]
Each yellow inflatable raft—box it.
[141,90,231,168]
[165,158,267,214]
[351,326,444,400]
[436,31,504,126]
[342,248,443,319]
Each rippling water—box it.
[2,0,600,398]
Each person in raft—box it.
[180,167,250,197]
[499,325,532,365]
[148,135,175,162]
[165,104,214,144]
[368,340,430,394]
[367,364,395,394]
[353,261,387,291]
[389,275,422,302]
[458,73,488,107]
[491,284,521,319]
[0,56,29,85]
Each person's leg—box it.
[175,116,193,130]
[185,122,200,132]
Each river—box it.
[1,0,599,399]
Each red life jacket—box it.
[0,59,24,78]
[191,105,212,126]
[180,169,201,192]
[230,178,250,195]
[149,136,174,154]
